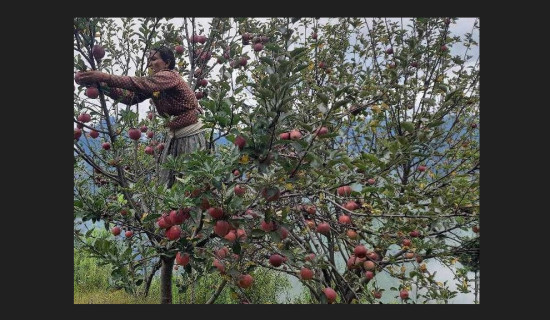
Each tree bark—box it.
[160,255,175,304]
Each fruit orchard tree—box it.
[74,17,480,304]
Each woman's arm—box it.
[104,70,179,95]
[101,84,149,106]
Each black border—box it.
[53,12,495,317]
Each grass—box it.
[74,289,160,304]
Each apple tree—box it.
[74,17,479,304]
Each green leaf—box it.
[401,122,415,133]
[293,64,308,73]
[256,88,273,99]
[317,92,329,104]
[142,213,160,223]
[251,229,266,238]
[259,56,274,66]
[290,47,307,58]
[232,241,241,255]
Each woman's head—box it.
[148,46,175,72]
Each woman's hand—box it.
[78,71,109,84]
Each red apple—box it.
[367,251,380,261]
[338,215,352,224]
[363,260,375,271]
[289,129,302,140]
[146,131,154,139]
[365,271,374,280]
[237,228,247,240]
[385,47,394,54]
[128,128,141,140]
[147,112,154,120]
[323,287,337,303]
[269,254,284,267]
[194,68,202,78]
[139,125,148,133]
[216,247,229,259]
[176,252,190,266]
[472,225,479,233]
[347,229,358,239]
[234,184,246,196]
[111,226,121,236]
[145,146,154,155]
[417,165,427,172]
[410,61,419,68]
[409,230,420,237]
[213,259,225,273]
[300,267,314,280]
[170,208,190,225]
[315,126,329,136]
[101,142,111,150]
[125,230,133,238]
[120,209,128,216]
[200,197,211,210]
[337,185,351,196]
[354,245,367,258]
[305,219,315,228]
[175,45,184,54]
[316,222,330,235]
[234,135,246,150]
[404,252,415,259]
[195,91,204,99]
[441,45,448,52]
[253,43,264,52]
[400,289,409,300]
[85,87,99,99]
[89,130,99,139]
[471,123,478,129]
[214,220,230,237]
[278,227,289,240]
[165,225,182,240]
[347,255,364,269]
[156,143,165,152]
[367,178,376,185]
[261,220,275,232]
[74,128,82,140]
[224,230,237,242]
[77,113,91,123]
[305,253,316,262]
[92,45,105,60]
[239,56,248,67]
[207,207,224,219]
[305,205,316,215]
[238,274,253,288]
[373,291,382,299]
[318,61,327,69]
[311,32,317,40]
[402,238,412,247]
[343,201,359,211]
[199,79,208,87]
[279,132,291,140]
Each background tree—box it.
[74,17,479,304]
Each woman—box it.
[78,46,206,188]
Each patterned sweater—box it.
[103,70,198,130]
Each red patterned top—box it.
[103,70,198,130]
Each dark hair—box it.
[150,46,175,70]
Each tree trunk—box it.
[160,255,175,304]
